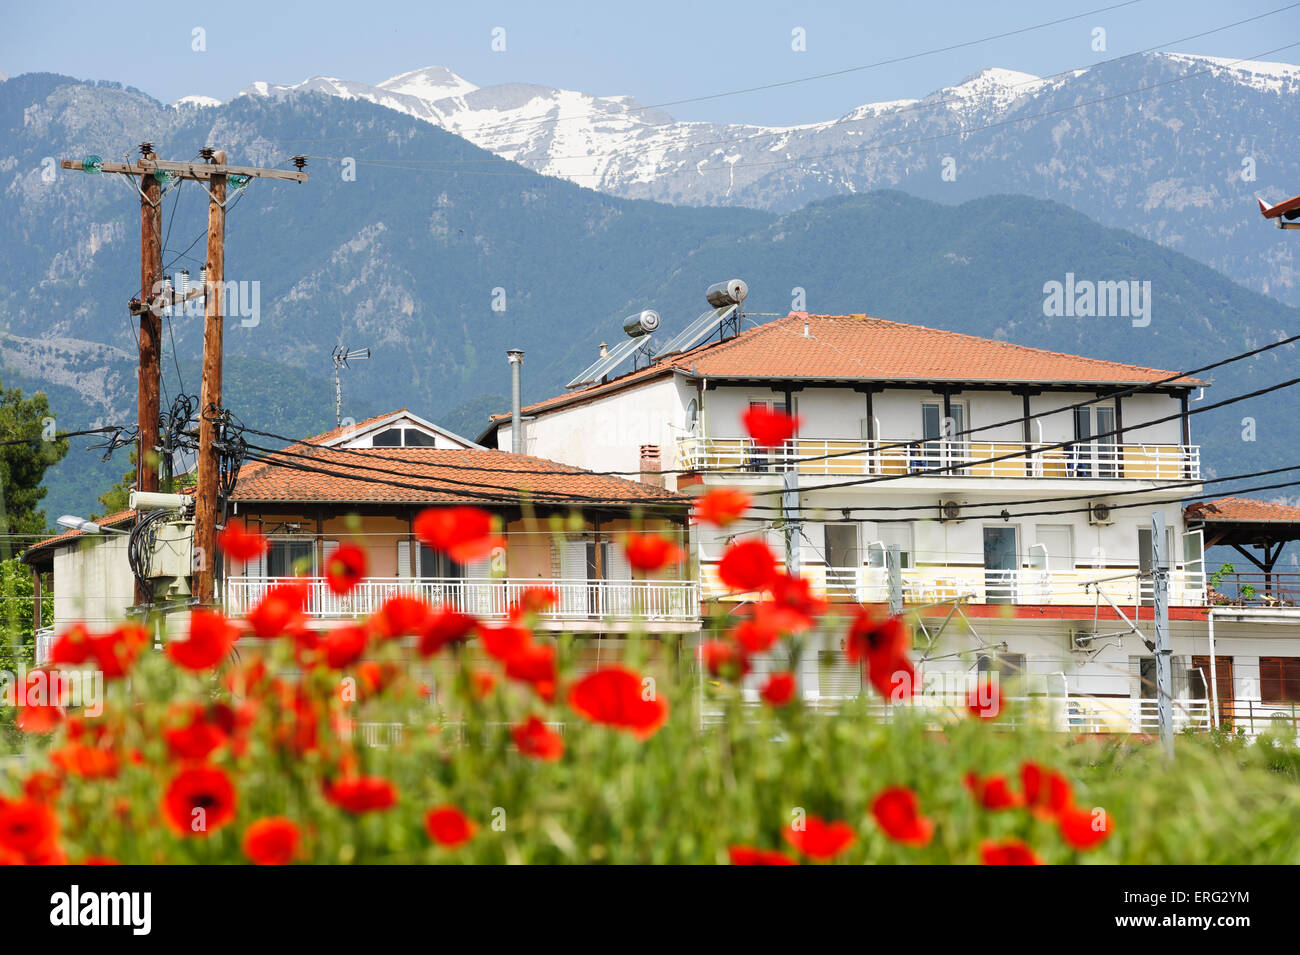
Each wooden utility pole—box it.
[61,149,308,608]
[137,144,163,501]
[193,150,227,606]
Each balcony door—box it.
[921,401,966,474]
[823,524,861,596]
[745,398,793,472]
[1072,406,1117,477]
[983,526,1018,604]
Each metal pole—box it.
[1152,512,1173,758]
[507,349,524,453]
[782,469,800,577]
[1207,608,1220,728]
[887,545,903,617]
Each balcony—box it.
[1207,572,1300,609]
[223,576,701,627]
[704,565,1207,607]
[677,436,1200,480]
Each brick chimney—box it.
[639,444,662,487]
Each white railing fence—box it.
[223,576,700,623]
[678,435,1200,480]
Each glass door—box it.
[983,526,1018,604]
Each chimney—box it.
[507,349,524,453]
[599,342,608,359]
[640,444,662,487]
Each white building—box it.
[481,310,1300,735]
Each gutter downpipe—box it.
[1208,608,1220,728]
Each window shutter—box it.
[322,539,340,576]
[397,540,411,578]
[604,541,632,581]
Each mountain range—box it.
[0,63,1298,526]
[223,52,1300,305]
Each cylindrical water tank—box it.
[705,278,748,308]
[623,309,660,338]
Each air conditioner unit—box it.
[939,500,963,522]
[1087,501,1114,526]
[1069,630,1095,652]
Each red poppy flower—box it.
[967,677,1002,720]
[718,538,777,592]
[743,405,801,447]
[763,573,825,633]
[963,772,1024,810]
[732,616,780,654]
[469,669,497,700]
[425,805,477,848]
[325,544,367,596]
[242,817,301,865]
[15,669,63,734]
[50,741,118,779]
[322,625,368,669]
[48,624,92,666]
[693,488,752,527]
[728,845,798,865]
[162,765,237,837]
[623,532,684,572]
[508,586,558,619]
[168,610,238,671]
[478,623,532,662]
[783,815,856,860]
[413,507,504,565]
[760,671,797,706]
[418,607,478,657]
[0,799,60,863]
[217,522,269,562]
[1059,805,1112,850]
[504,641,557,702]
[22,772,62,804]
[246,581,309,639]
[88,624,148,680]
[981,839,1043,865]
[326,775,397,814]
[870,787,934,847]
[568,666,668,739]
[1021,762,1073,819]
[846,609,915,701]
[164,703,232,761]
[369,595,431,639]
[512,716,565,761]
[700,640,749,680]
[356,661,398,697]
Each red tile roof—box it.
[23,509,136,560]
[232,445,683,506]
[303,409,413,446]
[1186,497,1300,524]
[496,313,1202,421]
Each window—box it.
[920,400,966,472]
[977,652,1026,681]
[866,523,912,569]
[1260,658,1300,704]
[418,545,462,579]
[372,426,437,447]
[404,429,437,447]
[1033,525,1073,572]
[372,427,402,447]
[267,539,314,578]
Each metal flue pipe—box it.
[507,349,524,453]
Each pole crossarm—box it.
[59,159,308,183]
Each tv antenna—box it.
[332,345,371,426]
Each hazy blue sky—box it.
[5,0,1299,125]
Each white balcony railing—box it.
[714,566,1207,607]
[34,627,55,666]
[223,576,701,624]
[678,436,1200,480]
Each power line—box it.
[233,327,1299,478]
[306,4,1297,173]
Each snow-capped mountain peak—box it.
[1157,52,1300,94]
[376,66,478,101]
[171,94,222,109]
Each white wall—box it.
[51,537,135,631]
